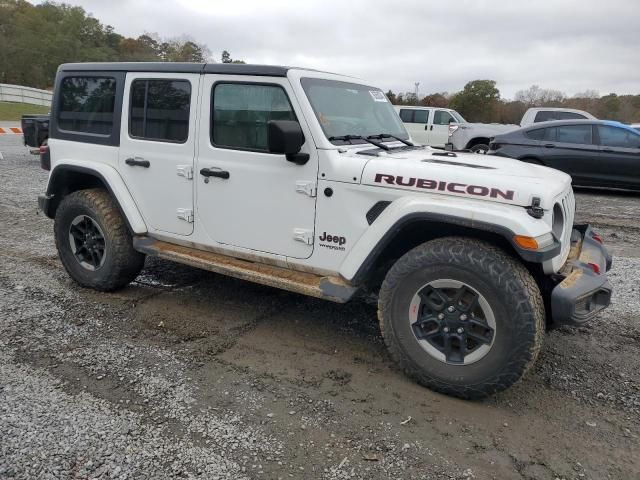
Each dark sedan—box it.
[488,120,640,191]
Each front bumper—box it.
[550,224,613,325]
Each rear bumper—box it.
[550,224,613,325]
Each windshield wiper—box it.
[367,134,415,147]
[328,134,390,151]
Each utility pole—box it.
[414,82,420,100]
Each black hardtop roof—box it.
[58,62,310,77]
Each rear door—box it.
[595,124,640,188]
[119,72,200,235]
[398,108,430,144]
[431,110,457,147]
[540,124,600,184]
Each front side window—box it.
[212,83,296,151]
[556,125,593,145]
[58,76,116,135]
[597,125,640,148]
[130,79,191,143]
[301,77,408,144]
[433,110,455,125]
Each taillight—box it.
[448,124,459,137]
[39,144,50,171]
[591,232,603,244]
[587,262,601,275]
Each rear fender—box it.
[44,160,147,234]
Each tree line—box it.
[388,80,639,124]
[1,1,637,124]
[0,1,243,89]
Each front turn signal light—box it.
[513,235,539,250]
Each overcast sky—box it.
[34,0,639,98]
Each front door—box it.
[119,72,200,235]
[432,110,456,147]
[196,77,318,259]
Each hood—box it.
[356,146,571,209]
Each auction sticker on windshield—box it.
[370,90,387,102]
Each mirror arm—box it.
[285,152,310,165]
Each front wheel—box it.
[378,237,545,399]
[54,188,145,291]
[470,143,489,154]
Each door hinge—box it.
[177,165,193,180]
[293,228,314,245]
[176,208,194,223]
[295,181,317,197]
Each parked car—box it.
[38,62,612,399]
[488,120,640,191]
[393,106,466,147]
[21,113,50,148]
[448,107,596,154]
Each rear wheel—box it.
[378,237,545,399]
[54,188,145,291]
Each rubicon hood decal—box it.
[374,173,514,200]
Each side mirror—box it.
[267,120,309,165]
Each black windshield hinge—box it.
[526,197,544,219]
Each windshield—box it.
[451,110,466,123]
[301,77,409,145]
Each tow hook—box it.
[526,197,544,219]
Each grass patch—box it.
[0,102,49,121]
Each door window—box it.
[525,128,545,140]
[433,110,455,125]
[597,125,640,148]
[58,76,116,135]
[556,125,593,145]
[534,111,588,122]
[129,79,191,143]
[413,110,429,124]
[211,83,296,151]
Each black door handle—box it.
[424,125,428,130]
[200,168,230,179]
[544,144,555,148]
[125,158,150,168]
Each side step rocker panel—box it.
[133,237,358,303]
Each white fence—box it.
[0,84,52,107]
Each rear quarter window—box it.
[525,128,545,140]
[58,76,117,135]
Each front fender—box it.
[339,195,556,283]
[45,160,147,234]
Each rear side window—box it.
[556,125,593,144]
[58,76,116,135]
[598,125,640,148]
[433,110,455,125]
[525,128,545,140]
[399,109,414,122]
[211,83,296,151]
[413,110,429,124]
[130,79,191,143]
[534,111,587,122]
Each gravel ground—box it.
[1,134,639,480]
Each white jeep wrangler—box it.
[38,62,613,399]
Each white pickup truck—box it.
[38,62,611,399]
[448,107,596,153]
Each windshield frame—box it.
[300,77,410,146]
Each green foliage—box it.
[449,80,500,122]
[0,101,49,121]
[0,1,235,88]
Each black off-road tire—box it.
[378,237,545,399]
[54,188,145,291]
[470,143,489,154]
